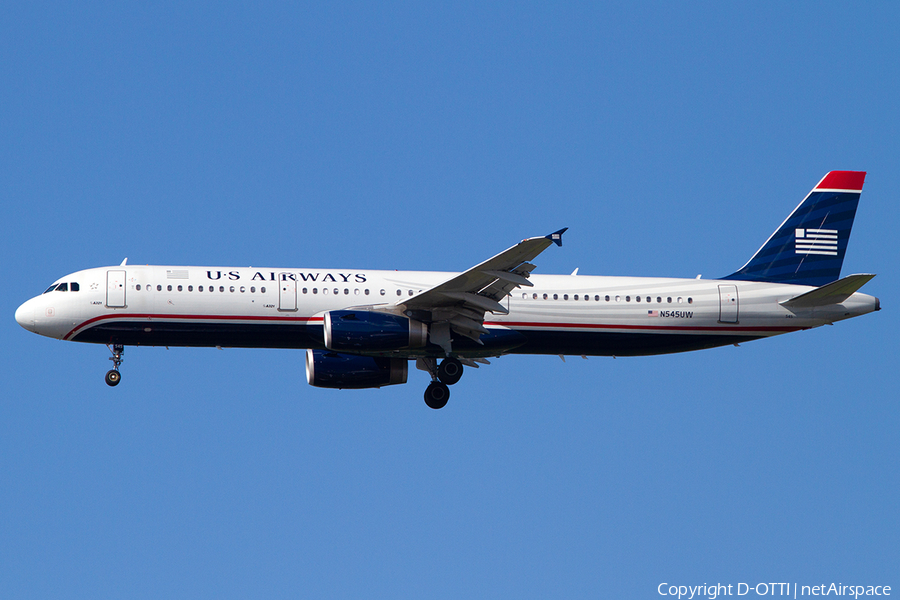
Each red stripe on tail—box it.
[815,171,866,191]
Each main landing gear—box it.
[105,344,124,387]
[422,357,463,409]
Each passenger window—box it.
[553,294,558,300]
[240,286,245,293]
[157,285,162,291]
[563,294,569,300]
[408,290,413,296]
[313,288,318,294]
[229,286,235,293]
[344,289,350,295]
[219,286,225,292]
[573,294,578,300]
[677,297,683,303]
[636,296,641,302]
[396,290,402,296]
[252,287,257,293]
[626,296,631,302]
[364,289,370,295]
[177,285,183,292]
[667,297,672,303]
[688,297,693,304]
[323,288,329,295]
[604,295,610,301]
[301,288,307,294]
[199,286,204,292]
[261,287,266,293]
[657,297,661,303]
[188,285,193,292]
[334,288,340,295]
[354,289,359,295]
[71,282,79,292]
[136,284,142,291]
[533,293,538,299]
[615,295,621,302]
[522,293,527,299]
[543,293,548,300]
[380,289,386,296]
[167,285,172,292]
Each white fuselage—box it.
[15,265,879,358]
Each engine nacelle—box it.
[323,310,427,352]
[306,349,408,389]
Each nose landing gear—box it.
[105,344,124,387]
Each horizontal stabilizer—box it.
[780,274,876,309]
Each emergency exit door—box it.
[718,284,738,323]
[107,270,126,308]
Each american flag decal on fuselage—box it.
[795,228,838,256]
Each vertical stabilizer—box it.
[722,171,865,287]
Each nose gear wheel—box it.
[105,344,124,387]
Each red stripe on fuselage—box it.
[66,313,805,343]
[487,321,805,333]
[64,313,325,341]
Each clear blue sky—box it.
[2,3,897,598]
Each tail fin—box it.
[722,171,866,287]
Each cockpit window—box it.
[43,281,79,293]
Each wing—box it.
[398,228,567,353]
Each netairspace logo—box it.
[657,582,891,599]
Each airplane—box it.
[15,171,880,409]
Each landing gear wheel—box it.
[105,344,124,387]
[424,381,450,409]
[105,369,121,387]
[437,357,463,385]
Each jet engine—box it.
[323,310,427,352]
[305,349,408,389]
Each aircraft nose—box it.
[15,300,35,332]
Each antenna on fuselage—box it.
[120,258,128,266]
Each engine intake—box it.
[324,310,427,352]
[306,349,408,389]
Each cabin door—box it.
[106,270,126,308]
[718,284,739,323]
[279,274,297,311]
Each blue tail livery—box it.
[722,171,866,287]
